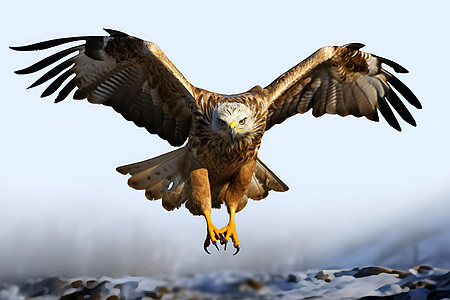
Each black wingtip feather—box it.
[343,43,365,50]
[378,97,402,131]
[10,36,87,51]
[385,89,417,127]
[26,58,74,89]
[13,45,81,75]
[384,71,422,109]
[40,69,73,98]
[376,56,409,73]
[54,78,77,103]
[103,28,129,37]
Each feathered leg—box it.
[219,159,256,255]
[190,167,222,254]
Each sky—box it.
[1,0,449,281]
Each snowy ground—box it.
[0,266,449,299]
[1,196,449,299]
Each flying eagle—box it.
[12,29,421,254]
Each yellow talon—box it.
[204,211,221,253]
[203,209,241,255]
[219,208,241,254]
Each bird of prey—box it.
[11,29,421,254]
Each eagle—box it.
[11,29,421,255]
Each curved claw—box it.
[204,236,221,254]
[203,240,211,254]
[233,244,240,255]
[213,241,220,251]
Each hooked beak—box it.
[228,122,237,141]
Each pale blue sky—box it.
[1,1,449,279]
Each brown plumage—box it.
[11,29,421,254]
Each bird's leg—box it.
[189,167,221,254]
[203,210,222,253]
[219,159,256,255]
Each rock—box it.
[402,280,435,290]
[19,277,67,298]
[143,290,161,299]
[70,280,83,289]
[61,279,112,300]
[287,274,298,283]
[412,265,433,273]
[1,265,449,299]
[242,278,263,290]
[354,266,410,278]
[314,271,331,282]
[155,285,171,296]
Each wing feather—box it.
[12,29,197,146]
[352,79,373,119]
[41,68,75,98]
[377,97,401,131]
[334,82,348,116]
[312,75,328,117]
[325,80,338,114]
[265,44,421,131]
[15,45,82,76]
[343,83,361,117]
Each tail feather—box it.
[161,176,187,210]
[246,158,289,200]
[117,146,189,210]
[116,146,187,175]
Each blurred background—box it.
[1,0,449,281]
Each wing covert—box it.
[264,43,421,131]
[11,29,197,146]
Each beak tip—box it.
[229,129,236,141]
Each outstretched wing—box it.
[264,43,421,131]
[11,29,197,146]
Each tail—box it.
[116,146,189,211]
[246,158,289,200]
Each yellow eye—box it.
[239,118,246,125]
[219,119,226,126]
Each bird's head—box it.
[211,102,255,142]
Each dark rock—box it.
[354,267,410,278]
[412,265,433,273]
[287,274,298,282]
[402,280,435,290]
[143,290,161,299]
